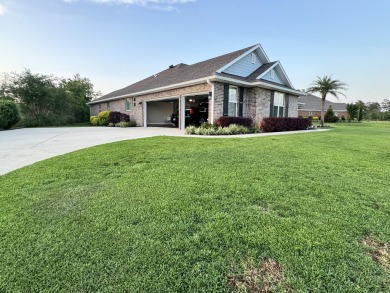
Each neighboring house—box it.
[298,93,349,118]
[89,44,304,129]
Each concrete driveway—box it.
[0,127,183,175]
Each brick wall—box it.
[90,83,211,126]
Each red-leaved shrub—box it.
[261,117,311,132]
[108,111,130,124]
[216,116,253,128]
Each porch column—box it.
[180,95,186,130]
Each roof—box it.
[298,94,347,111]
[92,45,257,103]
[90,44,302,104]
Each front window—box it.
[273,92,285,117]
[125,98,131,111]
[228,86,238,116]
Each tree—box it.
[0,100,20,129]
[355,100,366,121]
[346,103,359,121]
[324,106,339,122]
[306,75,348,126]
[366,102,381,120]
[61,74,99,123]
[9,69,99,126]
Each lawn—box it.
[0,122,389,292]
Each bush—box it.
[0,101,20,129]
[128,120,137,127]
[116,121,129,127]
[312,116,319,121]
[260,117,311,133]
[108,111,121,124]
[200,122,214,129]
[325,107,339,123]
[97,110,111,126]
[186,124,253,135]
[90,116,99,126]
[215,116,253,128]
[341,115,346,121]
[120,113,130,123]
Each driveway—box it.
[0,127,183,175]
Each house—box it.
[298,93,349,118]
[89,44,304,129]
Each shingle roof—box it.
[92,45,257,103]
[298,94,347,111]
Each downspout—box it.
[207,79,214,124]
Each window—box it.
[99,104,102,112]
[228,86,239,117]
[125,98,131,111]
[273,92,285,117]
[308,111,313,115]
[270,69,275,80]
[251,52,256,64]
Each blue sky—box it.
[0,0,389,103]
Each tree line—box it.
[0,69,100,128]
[346,100,390,121]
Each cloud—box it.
[63,0,195,12]
[0,4,6,15]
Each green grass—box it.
[1,122,389,292]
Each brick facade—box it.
[91,83,211,127]
[91,82,299,127]
[298,110,349,119]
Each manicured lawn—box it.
[0,122,389,292]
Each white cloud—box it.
[63,0,195,11]
[0,4,6,16]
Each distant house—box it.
[89,44,304,129]
[298,93,349,118]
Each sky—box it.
[0,0,390,103]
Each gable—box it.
[262,69,283,84]
[222,51,262,77]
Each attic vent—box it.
[270,69,275,79]
[251,52,256,64]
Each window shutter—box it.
[238,87,244,117]
[285,95,289,117]
[223,84,229,116]
[269,91,275,117]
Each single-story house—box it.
[89,44,305,129]
[298,93,349,118]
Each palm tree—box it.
[306,76,348,126]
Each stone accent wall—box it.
[287,95,299,118]
[212,82,224,122]
[90,83,211,126]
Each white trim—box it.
[256,61,280,80]
[256,61,294,88]
[142,100,147,127]
[210,75,304,96]
[144,95,180,102]
[180,95,185,130]
[88,76,211,105]
[216,44,270,74]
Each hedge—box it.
[215,116,253,128]
[261,117,311,132]
[0,101,20,129]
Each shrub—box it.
[0,101,20,129]
[185,125,196,134]
[128,120,137,127]
[108,111,121,124]
[215,116,253,128]
[341,115,346,121]
[116,121,129,127]
[325,107,339,123]
[90,116,99,126]
[108,123,115,127]
[97,110,111,126]
[312,116,319,121]
[186,124,252,135]
[260,117,311,133]
[200,122,214,129]
[120,113,130,123]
